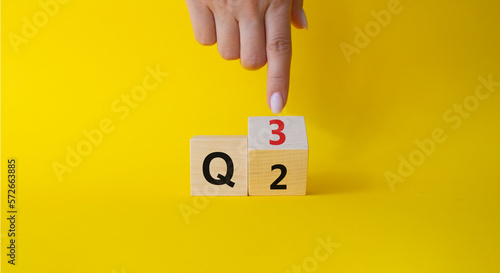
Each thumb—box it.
[291,0,308,29]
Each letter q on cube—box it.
[190,136,248,196]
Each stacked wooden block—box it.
[190,116,308,196]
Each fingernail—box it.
[270,92,284,114]
[301,9,308,30]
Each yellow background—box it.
[2,0,500,272]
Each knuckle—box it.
[210,0,263,18]
[268,1,291,16]
[196,35,216,46]
[219,48,240,60]
[269,73,288,82]
[242,55,266,70]
[240,0,262,18]
[267,36,292,53]
[212,0,236,15]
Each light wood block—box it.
[248,116,308,196]
[190,135,248,196]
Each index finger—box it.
[265,3,292,114]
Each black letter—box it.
[202,152,235,187]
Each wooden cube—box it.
[190,136,248,196]
[248,116,308,195]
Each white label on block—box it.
[248,116,308,150]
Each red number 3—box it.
[270,119,285,145]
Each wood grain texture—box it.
[248,149,308,195]
[190,135,248,196]
[248,116,309,196]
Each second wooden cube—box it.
[248,116,309,196]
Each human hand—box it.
[185,0,308,114]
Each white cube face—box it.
[248,116,308,151]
